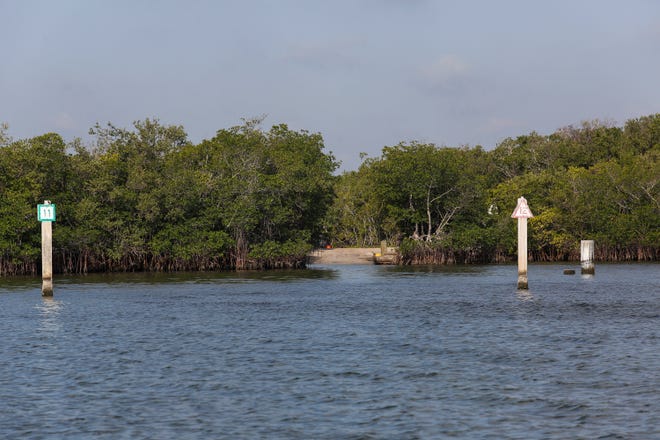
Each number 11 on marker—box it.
[37,204,57,222]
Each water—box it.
[0,263,658,439]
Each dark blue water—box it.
[0,263,658,439]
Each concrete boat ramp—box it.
[307,248,380,265]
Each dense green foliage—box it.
[327,116,659,263]
[0,119,337,274]
[1,114,658,274]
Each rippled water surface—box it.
[0,263,658,439]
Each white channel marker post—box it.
[38,201,56,296]
[511,197,534,289]
[581,240,595,275]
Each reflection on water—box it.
[47,268,340,286]
[36,297,63,333]
[515,289,535,302]
[381,263,488,276]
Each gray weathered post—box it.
[517,217,528,289]
[511,197,534,289]
[581,240,595,275]
[41,220,53,296]
[38,201,56,296]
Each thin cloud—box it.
[52,112,77,131]
[282,38,365,70]
[481,117,521,132]
[418,55,470,89]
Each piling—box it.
[41,219,53,296]
[511,197,534,290]
[38,201,56,296]
[581,240,595,275]
[517,217,528,289]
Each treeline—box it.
[0,119,337,274]
[325,115,659,263]
[1,115,658,275]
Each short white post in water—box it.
[581,240,595,275]
[38,201,57,296]
[511,196,534,289]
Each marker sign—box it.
[511,197,533,219]
[37,204,57,222]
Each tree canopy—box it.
[0,114,657,275]
[0,119,337,274]
[329,115,659,263]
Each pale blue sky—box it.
[2,0,659,170]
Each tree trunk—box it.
[426,186,432,241]
[235,228,248,270]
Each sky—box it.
[2,0,659,171]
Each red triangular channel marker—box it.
[511,197,534,218]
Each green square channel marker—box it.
[38,204,56,222]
